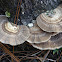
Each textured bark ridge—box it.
[21,0,61,16]
[21,0,61,25]
[0,0,61,25]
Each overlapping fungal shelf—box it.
[0,16,30,46]
[28,4,62,50]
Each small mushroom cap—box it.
[36,4,62,32]
[0,16,30,46]
[27,22,54,43]
[31,33,62,50]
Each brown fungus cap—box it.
[31,33,62,50]
[0,16,30,46]
[27,22,55,43]
[36,4,62,32]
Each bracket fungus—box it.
[0,16,30,46]
[36,4,62,32]
[27,22,55,43]
[31,33,62,50]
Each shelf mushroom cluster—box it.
[30,4,62,50]
[0,4,62,50]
